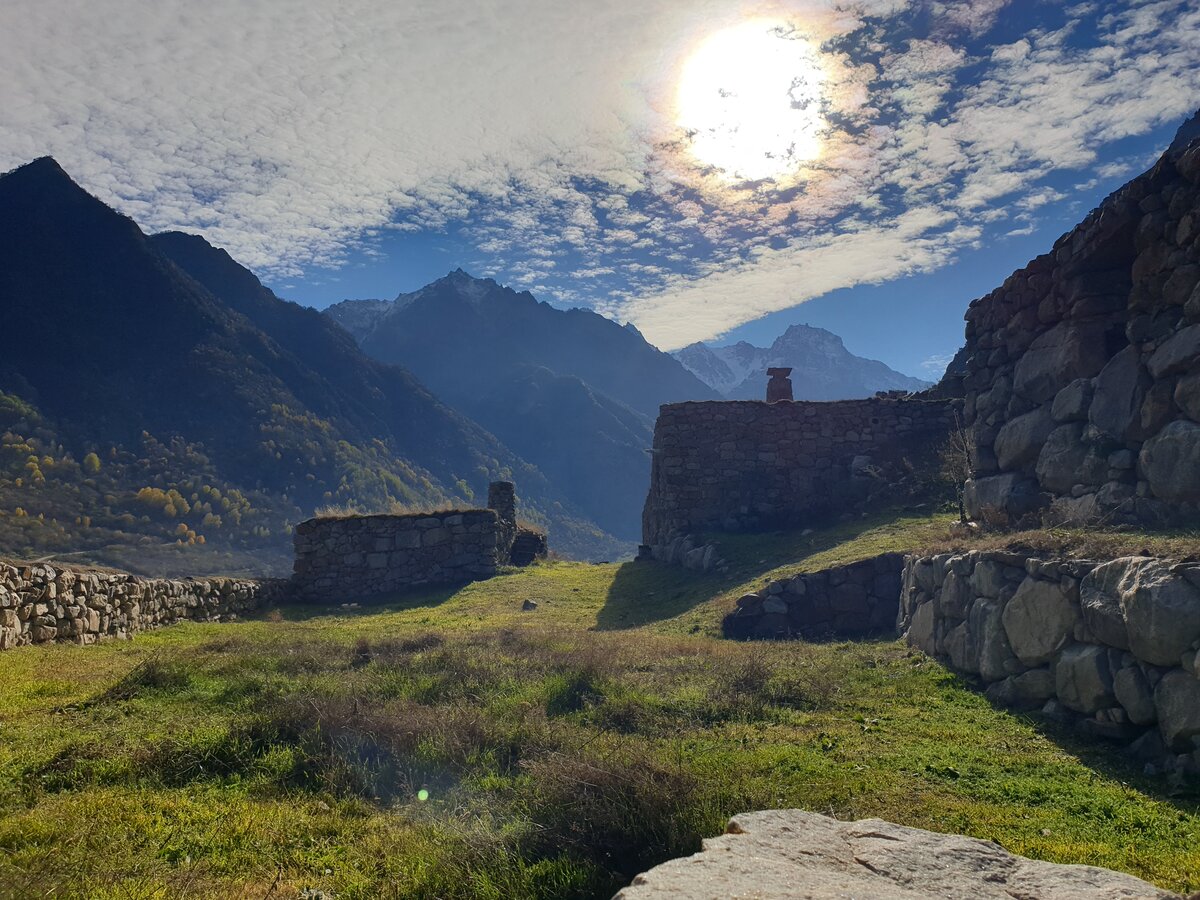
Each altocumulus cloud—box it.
[1,0,1198,349]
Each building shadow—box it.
[272,582,464,622]
[951,669,1200,812]
[595,559,737,630]
[597,509,936,632]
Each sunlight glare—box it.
[676,20,827,183]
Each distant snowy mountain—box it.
[675,324,931,400]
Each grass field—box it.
[0,511,1197,898]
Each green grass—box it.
[0,511,1197,898]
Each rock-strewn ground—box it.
[614,810,1181,899]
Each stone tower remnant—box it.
[487,480,517,552]
[766,367,794,402]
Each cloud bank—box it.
[1,0,1198,349]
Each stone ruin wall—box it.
[957,137,1200,527]
[898,550,1200,779]
[0,560,272,649]
[641,398,957,550]
[0,481,545,649]
[290,508,504,601]
[289,480,545,602]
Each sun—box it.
[675,20,828,184]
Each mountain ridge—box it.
[676,323,931,400]
[328,271,720,420]
[327,273,721,540]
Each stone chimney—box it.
[487,481,517,559]
[766,367,794,402]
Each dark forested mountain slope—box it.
[328,271,719,420]
[0,158,625,570]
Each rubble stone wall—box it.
[0,560,271,649]
[898,550,1200,778]
[642,398,956,549]
[291,509,502,601]
[957,137,1200,527]
[724,553,904,640]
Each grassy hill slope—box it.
[0,513,1196,898]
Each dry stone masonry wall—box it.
[723,553,904,640]
[0,560,271,649]
[291,509,503,602]
[898,550,1200,779]
[642,398,956,550]
[957,134,1200,527]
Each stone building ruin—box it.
[290,481,546,602]
[640,394,956,560]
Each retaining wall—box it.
[898,549,1200,778]
[291,509,502,601]
[641,398,956,549]
[0,560,271,649]
[724,553,904,640]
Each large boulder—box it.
[1013,322,1112,404]
[1035,423,1090,493]
[1154,670,1200,752]
[1175,372,1200,422]
[1051,378,1094,422]
[904,599,937,656]
[1147,323,1200,378]
[1079,560,1133,650]
[944,621,976,674]
[1088,346,1151,441]
[1081,556,1200,665]
[1002,577,1079,666]
[995,406,1057,470]
[1139,419,1200,502]
[968,598,1016,682]
[1055,644,1114,714]
[964,474,1041,522]
[1163,265,1200,307]
[985,669,1056,710]
[1119,558,1200,666]
[936,567,972,619]
[1113,666,1157,726]
[970,558,1013,599]
[613,810,1180,900]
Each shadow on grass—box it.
[596,511,937,631]
[1029,714,1200,808]
[595,560,733,630]
[271,582,464,623]
[953,669,1200,813]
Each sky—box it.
[2,1,1199,379]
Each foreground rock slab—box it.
[613,810,1179,899]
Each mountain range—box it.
[675,324,931,400]
[327,275,718,540]
[0,157,935,573]
[0,158,626,572]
